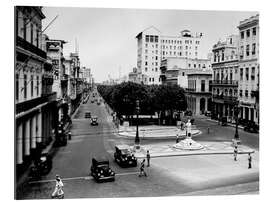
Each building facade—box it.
[160,57,211,88]
[211,35,239,122]
[238,14,259,125]
[136,27,204,85]
[15,6,57,176]
[186,71,212,116]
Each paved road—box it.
[17,94,259,199]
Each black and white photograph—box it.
[8,0,268,201]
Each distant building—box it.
[136,26,204,85]
[211,35,239,122]
[128,67,147,84]
[160,57,211,88]
[186,70,213,115]
[238,14,259,125]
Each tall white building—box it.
[136,26,204,85]
[238,14,259,125]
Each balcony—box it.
[16,92,57,114]
[16,36,46,59]
[186,88,196,92]
[212,94,238,104]
[211,80,238,87]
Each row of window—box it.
[213,50,237,63]
[213,88,237,96]
[145,43,159,49]
[240,43,257,58]
[240,27,257,39]
[148,77,161,82]
[239,89,255,98]
[145,49,159,54]
[161,39,200,45]
[161,45,197,50]
[145,56,158,60]
[239,67,256,81]
[188,63,207,68]
[15,74,40,100]
[145,67,159,72]
[145,61,159,66]
[162,51,197,57]
[145,35,159,43]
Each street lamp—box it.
[135,99,140,149]
[234,101,241,143]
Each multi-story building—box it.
[160,57,211,88]
[238,14,259,125]
[186,70,212,115]
[15,6,57,176]
[128,67,147,84]
[136,26,204,85]
[211,35,239,122]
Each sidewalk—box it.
[118,125,201,139]
[131,141,255,159]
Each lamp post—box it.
[135,99,140,148]
[234,101,240,143]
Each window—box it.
[252,27,256,36]
[145,67,148,72]
[145,43,148,48]
[245,90,249,97]
[24,74,27,99]
[188,64,191,68]
[246,29,250,38]
[241,31,244,39]
[23,17,27,40]
[145,49,148,54]
[150,35,154,42]
[185,46,188,50]
[155,62,158,66]
[251,67,255,80]
[153,78,154,82]
[145,61,148,65]
[36,28,39,47]
[222,51,224,61]
[31,75,33,97]
[30,23,33,44]
[246,45,250,56]
[234,89,238,96]
[239,90,243,97]
[155,68,158,72]
[16,74,19,100]
[252,43,256,55]
[246,68,249,80]
[154,36,158,42]
[36,76,39,96]
[182,72,185,76]
[194,64,196,68]
[155,56,158,60]
[240,68,243,80]
[149,78,151,82]
[156,44,158,48]
[146,35,149,42]
[201,80,205,92]
[145,56,148,60]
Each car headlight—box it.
[98,173,100,176]
[109,169,111,172]
[100,170,103,174]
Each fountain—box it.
[173,120,204,150]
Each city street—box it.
[17,94,259,199]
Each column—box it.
[31,115,36,149]
[205,97,208,112]
[16,123,23,164]
[37,112,42,143]
[24,119,30,156]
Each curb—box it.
[206,119,245,129]
[135,150,255,159]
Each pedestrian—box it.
[146,151,150,167]
[51,175,64,199]
[248,153,252,169]
[217,114,220,125]
[139,159,147,177]
[180,122,184,130]
[234,146,238,161]
[176,134,180,143]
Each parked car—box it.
[29,153,52,179]
[91,116,98,125]
[221,116,227,126]
[114,145,137,167]
[85,111,91,119]
[243,121,259,133]
[90,157,115,182]
[204,111,211,117]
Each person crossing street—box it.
[138,159,147,177]
[51,175,64,199]
[234,146,238,161]
[146,150,151,167]
[248,153,252,169]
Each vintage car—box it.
[30,153,53,178]
[114,145,137,167]
[54,127,67,146]
[243,121,259,133]
[85,111,91,119]
[221,116,228,126]
[91,116,98,125]
[90,157,115,182]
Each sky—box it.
[42,7,257,83]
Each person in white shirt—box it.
[51,175,64,199]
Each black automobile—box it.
[243,121,259,133]
[221,116,227,126]
[85,111,91,119]
[30,153,52,179]
[91,116,98,126]
[55,127,67,146]
[114,145,137,167]
[90,157,115,182]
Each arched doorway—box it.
[200,98,206,114]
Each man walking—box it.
[51,175,64,199]
[176,134,179,143]
[139,159,147,177]
[234,146,238,161]
[146,150,150,167]
[248,153,252,169]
